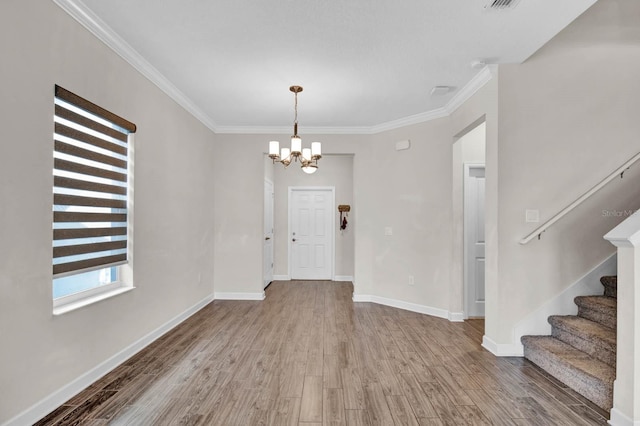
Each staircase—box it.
[521,276,617,412]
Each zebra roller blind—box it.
[53,85,136,277]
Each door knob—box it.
[265,237,271,240]
[292,238,296,242]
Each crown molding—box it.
[214,67,492,134]
[54,0,494,136]
[369,108,449,134]
[214,125,375,135]
[52,0,219,132]
[444,65,495,115]
[215,109,451,135]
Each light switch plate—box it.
[384,227,393,236]
[525,209,540,223]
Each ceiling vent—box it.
[484,0,520,10]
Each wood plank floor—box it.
[35,281,609,425]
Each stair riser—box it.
[600,276,617,299]
[577,306,616,330]
[603,286,617,299]
[523,345,612,411]
[520,277,618,413]
[551,328,616,367]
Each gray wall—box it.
[0,1,216,422]
[2,0,640,422]
[273,154,355,278]
[492,0,640,345]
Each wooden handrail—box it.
[520,151,640,244]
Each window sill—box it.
[53,286,135,316]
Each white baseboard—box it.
[482,335,524,357]
[352,293,372,302]
[3,294,214,426]
[334,275,354,282]
[214,292,265,300]
[272,275,353,282]
[448,312,465,322]
[480,253,616,359]
[513,253,616,344]
[352,294,449,320]
[609,408,639,426]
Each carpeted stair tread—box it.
[521,335,614,411]
[600,275,617,299]
[575,295,617,330]
[575,295,617,311]
[549,315,616,366]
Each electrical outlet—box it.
[408,275,415,286]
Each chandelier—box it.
[268,85,321,174]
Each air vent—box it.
[484,0,520,10]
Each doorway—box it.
[288,187,335,280]
[263,179,274,289]
[454,120,486,319]
[464,164,485,317]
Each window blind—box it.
[53,85,136,277]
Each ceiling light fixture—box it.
[268,86,321,174]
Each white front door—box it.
[289,187,334,280]
[263,180,274,289]
[464,165,485,318]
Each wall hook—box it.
[338,205,351,230]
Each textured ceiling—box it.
[75,0,597,131]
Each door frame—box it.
[463,163,485,318]
[288,186,336,280]
[263,179,274,289]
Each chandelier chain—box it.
[294,91,298,133]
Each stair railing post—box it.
[604,212,640,425]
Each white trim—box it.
[484,253,617,358]
[605,209,640,248]
[352,294,464,323]
[444,66,494,115]
[263,179,275,289]
[272,277,355,284]
[352,293,372,302]
[369,109,449,134]
[448,312,465,322]
[609,408,639,426]
[481,335,524,357]
[215,125,375,135]
[54,278,125,308]
[353,294,449,320]
[52,0,218,132]
[513,253,617,340]
[216,68,492,135]
[334,275,354,282]
[51,0,495,136]
[53,285,134,315]
[214,292,265,300]
[3,294,214,426]
[463,163,486,319]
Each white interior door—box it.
[289,187,334,280]
[263,180,274,289]
[464,165,485,318]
